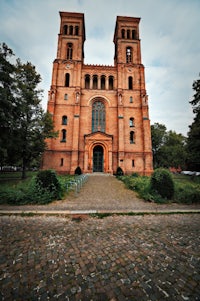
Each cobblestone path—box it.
[0,214,200,300]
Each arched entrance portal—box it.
[93,145,104,172]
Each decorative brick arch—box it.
[87,95,111,107]
[84,132,113,173]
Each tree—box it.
[13,59,57,178]
[157,131,186,169]
[0,43,16,167]
[151,123,186,169]
[187,75,200,170]
[0,43,57,177]
[151,123,167,168]
[190,76,200,114]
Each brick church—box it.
[42,12,153,175]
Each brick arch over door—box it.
[89,142,108,173]
[84,133,113,174]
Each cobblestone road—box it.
[0,214,200,300]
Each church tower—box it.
[113,16,153,175]
[42,12,153,175]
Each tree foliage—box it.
[151,123,166,168]
[187,75,200,171]
[0,43,16,164]
[0,43,57,178]
[151,123,186,169]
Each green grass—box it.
[0,171,75,205]
[118,173,200,204]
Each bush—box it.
[75,166,82,175]
[150,168,174,200]
[174,182,200,204]
[35,170,62,200]
[116,167,124,176]
[119,175,154,202]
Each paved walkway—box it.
[0,214,200,300]
[0,174,200,214]
[1,174,200,300]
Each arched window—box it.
[75,26,79,35]
[92,101,105,132]
[129,117,134,127]
[132,30,136,39]
[61,129,66,142]
[93,75,98,89]
[63,25,68,35]
[65,73,70,87]
[69,25,73,35]
[109,76,114,90]
[61,158,64,166]
[128,76,133,90]
[130,131,135,144]
[62,115,68,125]
[101,75,105,90]
[85,74,90,89]
[67,43,73,60]
[130,96,133,103]
[127,29,130,39]
[126,47,132,63]
[121,29,125,38]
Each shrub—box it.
[35,170,62,200]
[116,167,124,176]
[75,166,82,175]
[131,172,139,177]
[119,175,154,202]
[174,182,200,204]
[150,168,174,200]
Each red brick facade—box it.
[42,12,153,175]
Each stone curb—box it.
[0,209,200,216]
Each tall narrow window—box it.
[69,25,73,35]
[128,76,133,90]
[130,131,135,144]
[85,74,90,89]
[75,26,79,35]
[129,117,134,127]
[132,159,135,167]
[67,43,73,60]
[61,129,66,142]
[109,76,114,90]
[121,29,125,38]
[63,25,68,35]
[130,96,133,103]
[132,30,136,39]
[92,101,105,132]
[61,158,64,166]
[65,73,70,87]
[64,94,68,100]
[101,75,105,90]
[93,75,98,89]
[62,116,68,125]
[126,47,132,63]
[127,29,130,39]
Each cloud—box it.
[0,0,199,136]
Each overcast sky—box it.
[0,0,199,136]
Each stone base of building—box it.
[41,150,153,176]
